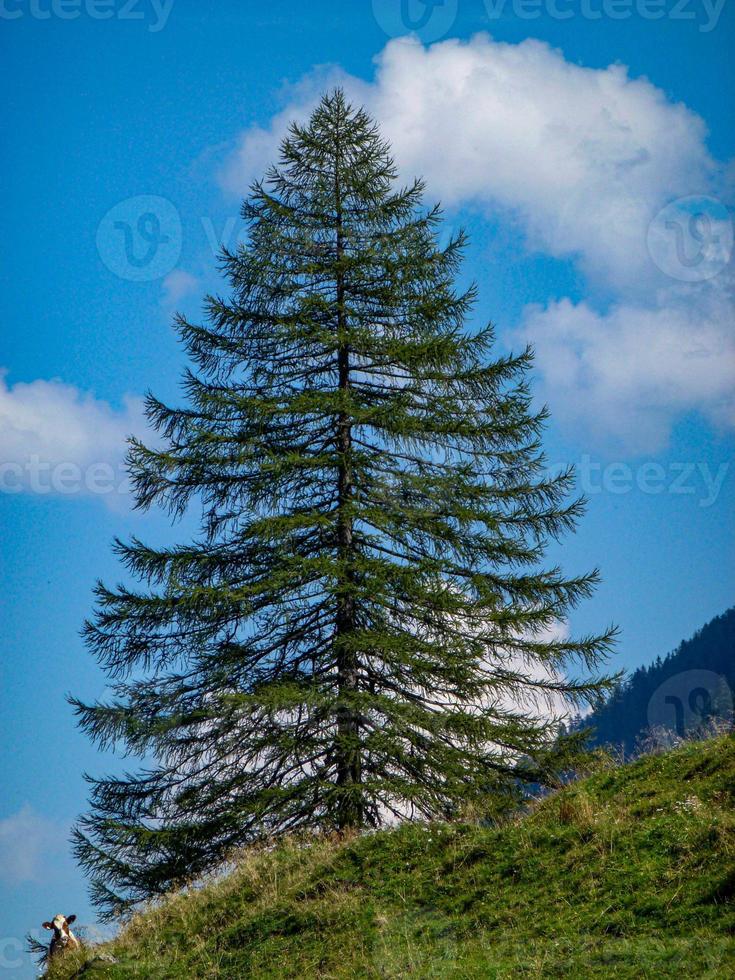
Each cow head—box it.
[42,915,78,953]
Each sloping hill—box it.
[580,608,735,753]
[51,735,735,979]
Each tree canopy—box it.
[73,90,614,919]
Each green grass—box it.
[50,734,735,978]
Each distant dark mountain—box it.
[575,608,734,755]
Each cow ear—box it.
[42,922,53,930]
[66,915,77,925]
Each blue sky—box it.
[1,1,733,975]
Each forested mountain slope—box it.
[579,608,734,754]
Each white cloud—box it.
[0,372,147,501]
[0,806,60,884]
[445,598,575,722]
[522,282,735,452]
[160,269,198,313]
[219,34,734,451]
[221,35,720,292]
[499,619,577,722]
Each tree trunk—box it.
[333,119,362,830]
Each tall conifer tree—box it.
[74,91,614,917]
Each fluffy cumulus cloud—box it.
[160,268,199,314]
[0,371,147,502]
[220,34,734,451]
[522,283,735,451]
[0,806,60,884]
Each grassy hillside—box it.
[50,734,735,979]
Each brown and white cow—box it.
[41,914,80,958]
